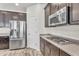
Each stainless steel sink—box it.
[45,36,73,45]
[46,36,59,40]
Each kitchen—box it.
[0,3,79,56]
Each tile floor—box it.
[0,48,42,56]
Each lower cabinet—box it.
[0,36,9,49]
[59,50,70,56]
[40,37,70,56]
[40,37,45,55]
[50,44,59,56]
[45,41,60,56]
[45,41,51,56]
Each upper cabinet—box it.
[69,3,79,24]
[3,11,11,27]
[0,10,26,28]
[50,3,67,15]
[44,3,67,27]
[58,3,67,10]
[50,3,59,15]
[0,11,4,27]
[44,3,79,26]
[0,11,11,27]
[11,12,26,21]
[44,3,51,27]
[11,12,19,21]
[18,13,26,21]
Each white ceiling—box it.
[0,3,36,8]
[0,3,37,12]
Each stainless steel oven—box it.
[49,7,68,26]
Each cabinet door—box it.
[58,3,67,10]
[11,12,19,21]
[44,3,51,27]
[40,37,45,55]
[0,36,9,49]
[45,41,51,56]
[3,11,11,27]
[50,44,59,56]
[60,50,70,56]
[50,3,59,15]
[18,13,26,21]
[0,11,4,27]
[70,3,79,24]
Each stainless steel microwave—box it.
[48,7,68,27]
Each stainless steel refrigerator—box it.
[9,20,26,49]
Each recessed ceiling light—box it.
[15,3,19,6]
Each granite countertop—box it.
[40,34,79,56]
[0,33,10,36]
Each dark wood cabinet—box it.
[18,13,26,21]
[44,3,79,26]
[45,41,60,56]
[44,3,68,27]
[0,11,10,27]
[11,12,19,21]
[50,3,59,15]
[59,50,70,56]
[45,41,51,56]
[58,3,67,10]
[0,36,9,49]
[0,10,26,28]
[40,38,59,56]
[0,11,4,27]
[0,11,11,27]
[44,3,51,27]
[40,36,70,56]
[69,3,79,24]
[50,44,59,56]
[50,3,67,15]
[2,11,11,27]
[40,37,45,55]
[11,12,26,21]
